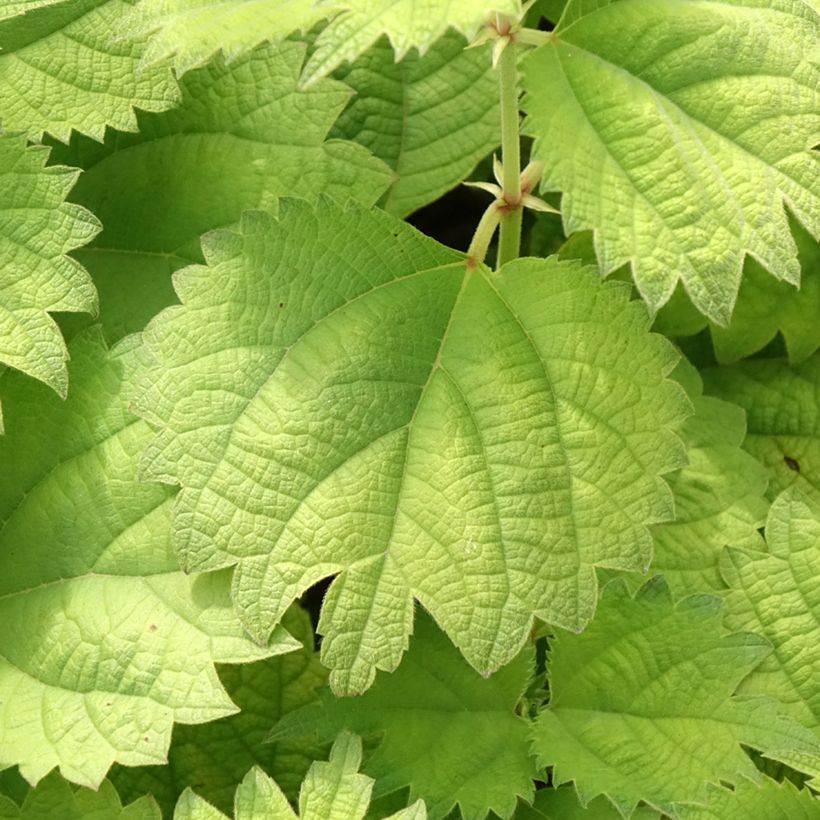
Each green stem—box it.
[496,39,522,269]
[467,200,502,265]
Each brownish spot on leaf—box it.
[784,456,800,473]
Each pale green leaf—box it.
[111,604,328,817]
[44,40,392,344]
[118,0,331,75]
[303,0,521,84]
[173,734,427,820]
[648,362,768,596]
[133,199,688,695]
[531,577,820,816]
[331,33,499,217]
[702,355,820,501]
[522,0,820,323]
[0,0,179,140]
[516,787,660,819]
[0,134,98,417]
[275,611,537,820]
[678,779,820,819]
[653,219,820,364]
[0,328,297,788]
[0,773,159,820]
[722,489,820,739]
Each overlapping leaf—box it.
[702,355,820,501]
[0,328,297,788]
[654,219,820,363]
[111,605,328,817]
[331,33,499,217]
[0,134,98,421]
[276,612,536,820]
[120,0,520,84]
[522,0,820,323]
[0,773,159,820]
[677,779,820,819]
[517,788,660,819]
[0,0,179,140]
[531,577,820,816]
[722,489,820,740]
[46,40,391,342]
[647,363,768,596]
[173,734,426,820]
[303,0,521,86]
[133,199,688,695]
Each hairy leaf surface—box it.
[655,219,820,363]
[522,0,820,323]
[0,134,98,421]
[173,734,426,820]
[677,780,820,819]
[703,355,820,501]
[331,33,499,217]
[0,0,179,140]
[134,200,688,695]
[722,489,820,739]
[648,363,768,595]
[531,577,820,815]
[111,605,328,817]
[0,773,159,820]
[0,328,296,788]
[275,612,536,820]
[46,40,391,343]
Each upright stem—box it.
[496,39,522,269]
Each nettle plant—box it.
[0,0,819,818]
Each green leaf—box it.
[0,134,99,420]
[0,328,297,788]
[0,0,179,140]
[45,40,392,343]
[0,773,159,820]
[702,355,820,502]
[118,0,331,76]
[531,577,820,816]
[522,0,820,324]
[331,33,499,217]
[275,611,536,820]
[722,489,820,739]
[133,199,689,695]
[303,0,521,85]
[173,734,427,820]
[654,219,820,364]
[677,779,820,819]
[516,787,660,819]
[111,605,328,817]
[648,362,769,596]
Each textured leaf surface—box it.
[648,363,768,596]
[654,219,820,363]
[702,355,820,501]
[0,773,159,819]
[134,199,688,695]
[173,734,426,820]
[517,788,660,818]
[0,135,99,417]
[275,611,536,820]
[678,780,820,819]
[0,0,179,140]
[118,0,331,75]
[111,605,328,817]
[331,33,499,217]
[531,577,820,815]
[0,328,296,788]
[522,0,820,323]
[723,489,820,738]
[46,40,391,343]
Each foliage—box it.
[0,0,819,818]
